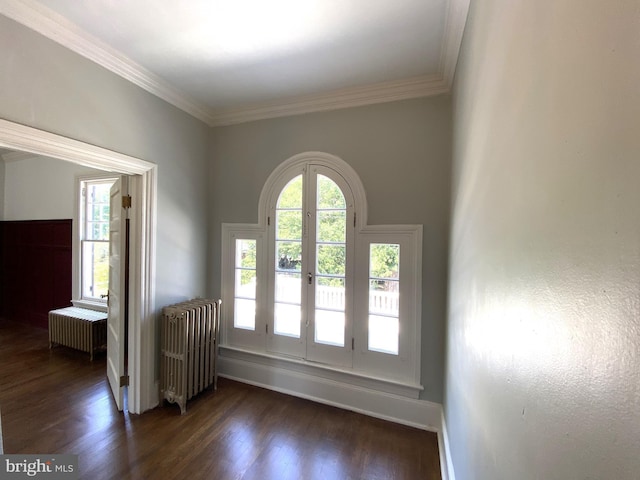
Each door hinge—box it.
[354,212,356,227]
[122,195,132,209]
[352,337,355,350]
[120,375,129,387]
[268,216,271,226]
[266,324,269,334]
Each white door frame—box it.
[0,118,157,414]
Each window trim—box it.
[72,173,118,312]
[257,152,369,230]
[220,152,423,395]
[355,225,423,384]
[221,225,266,349]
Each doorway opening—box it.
[0,118,157,414]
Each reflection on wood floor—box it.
[0,318,441,479]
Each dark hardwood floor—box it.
[0,318,441,479]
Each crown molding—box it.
[208,74,448,126]
[1,0,469,127]
[0,0,216,125]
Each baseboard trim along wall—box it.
[217,351,441,431]
[218,350,454,480]
[439,410,456,480]
[0,406,4,455]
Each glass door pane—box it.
[274,175,303,337]
[368,243,400,355]
[314,175,346,347]
[234,239,256,330]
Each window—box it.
[234,238,257,330]
[221,153,422,387]
[368,243,400,355]
[74,176,116,308]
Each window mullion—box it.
[302,168,314,343]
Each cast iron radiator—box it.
[160,298,221,414]
[48,307,108,361]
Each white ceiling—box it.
[1,0,470,126]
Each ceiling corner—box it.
[440,0,472,89]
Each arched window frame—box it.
[221,152,423,393]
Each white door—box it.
[266,165,354,367]
[107,176,129,411]
[304,166,354,367]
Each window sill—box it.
[218,344,423,399]
[71,299,108,313]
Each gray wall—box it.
[0,15,210,310]
[446,1,640,479]
[209,96,451,402]
[3,156,100,220]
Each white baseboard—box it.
[439,410,456,480]
[218,353,441,431]
[0,406,3,454]
[218,352,454,480]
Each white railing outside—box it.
[237,277,399,316]
[236,276,399,353]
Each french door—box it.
[266,164,354,367]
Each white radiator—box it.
[48,307,108,361]
[160,298,221,414]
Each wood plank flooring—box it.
[0,318,441,479]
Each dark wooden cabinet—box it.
[0,220,72,329]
